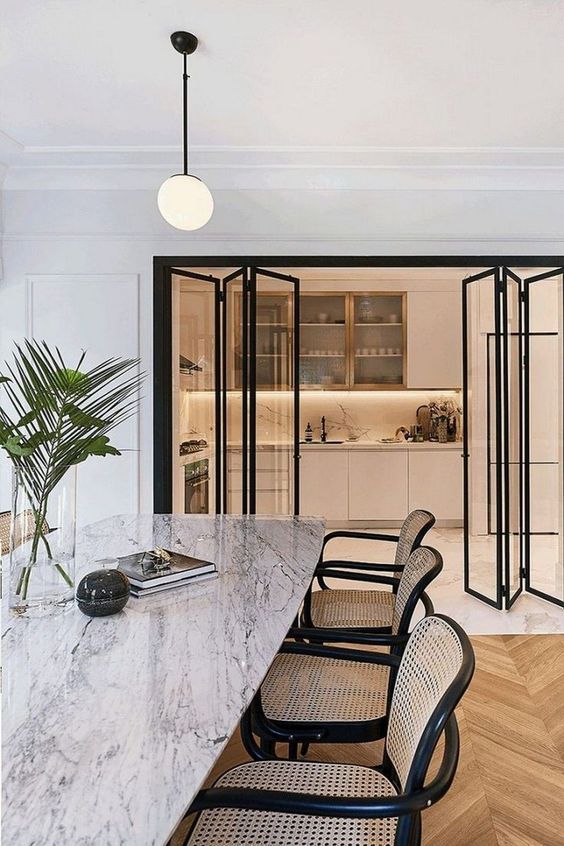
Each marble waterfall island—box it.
[2,513,326,846]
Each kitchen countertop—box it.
[2,513,326,846]
[299,440,462,449]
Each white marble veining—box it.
[181,390,462,445]
[2,513,325,846]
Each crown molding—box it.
[3,231,564,245]
[6,144,564,167]
[4,144,564,191]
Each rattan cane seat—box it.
[310,588,395,629]
[187,760,398,846]
[261,651,390,723]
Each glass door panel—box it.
[299,294,347,388]
[171,269,221,515]
[223,267,248,514]
[351,294,405,387]
[524,268,564,606]
[502,269,523,606]
[250,268,300,516]
[463,268,503,607]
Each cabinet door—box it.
[300,450,348,521]
[409,450,463,522]
[300,294,348,388]
[349,451,408,520]
[351,294,405,388]
[407,292,461,388]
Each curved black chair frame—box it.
[243,549,443,759]
[183,614,475,846]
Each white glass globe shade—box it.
[157,174,214,231]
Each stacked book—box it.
[117,547,216,597]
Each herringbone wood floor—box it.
[172,635,564,845]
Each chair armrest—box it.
[189,715,460,820]
[289,626,407,647]
[322,531,400,548]
[316,569,399,588]
[317,559,403,574]
[281,637,404,662]
[420,589,435,616]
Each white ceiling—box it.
[2,0,564,153]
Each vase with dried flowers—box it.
[429,397,462,444]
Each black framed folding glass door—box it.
[171,268,222,515]
[523,267,564,607]
[222,267,249,514]
[463,268,504,607]
[249,268,300,516]
[220,266,301,516]
[502,268,524,607]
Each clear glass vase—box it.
[9,466,77,616]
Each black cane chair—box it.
[183,614,475,846]
[242,546,442,760]
[302,509,435,634]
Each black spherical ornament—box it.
[76,569,130,617]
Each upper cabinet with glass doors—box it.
[351,294,406,388]
[301,292,406,390]
[299,294,348,388]
[231,290,407,390]
[231,291,294,390]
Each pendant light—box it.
[157,31,214,231]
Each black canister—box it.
[76,569,130,617]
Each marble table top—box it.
[2,513,325,846]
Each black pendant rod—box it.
[183,53,189,175]
[170,31,199,177]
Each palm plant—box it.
[0,340,144,601]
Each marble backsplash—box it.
[298,391,462,442]
[180,390,463,444]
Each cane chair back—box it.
[391,546,442,635]
[393,510,435,578]
[386,615,467,791]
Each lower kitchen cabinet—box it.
[349,451,408,521]
[300,450,348,521]
[408,449,463,521]
[300,446,463,525]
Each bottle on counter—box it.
[305,422,313,443]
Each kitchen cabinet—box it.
[348,451,408,521]
[300,445,462,525]
[300,450,348,521]
[299,294,348,389]
[227,447,291,514]
[407,292,462,388]
[408,449,463,521]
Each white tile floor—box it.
[320,527,564,634]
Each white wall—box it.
[1,155,564,517]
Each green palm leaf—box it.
[0,340,145,581]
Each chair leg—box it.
[288,741,298,760]
[300,742,310,757]
[260,737,275,756]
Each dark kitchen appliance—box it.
[180,439,208,456]
[185,459,209,514]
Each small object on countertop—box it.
[395,426,410,441]
[304,422,313,443]
[320,415,327,443]
[76,569,130,617]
